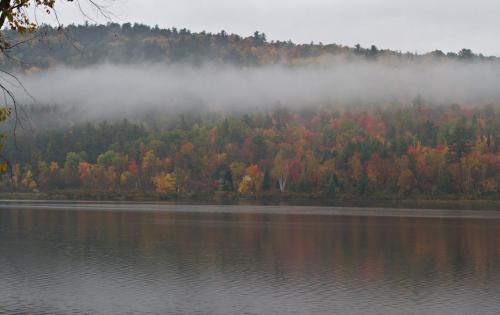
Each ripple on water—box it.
[0,206,500,314]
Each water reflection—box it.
[0,207,499,314]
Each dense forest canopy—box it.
[1,23,499,200]
[3,103,500,199]
[1,23,498,71]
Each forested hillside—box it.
[1,24,499,200]
[1,23,496,71]
[2,103,499,199]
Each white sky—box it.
[52,0,500,56]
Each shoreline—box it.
[1,200,500,219]
[1,191,500,211]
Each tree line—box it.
[1,23,497,71]
[2,103,499,199]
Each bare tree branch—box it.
[0,0,113,175]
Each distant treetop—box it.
[1,23,497,71]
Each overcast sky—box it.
[53,0,500,56]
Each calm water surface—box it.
[0,203,499,314]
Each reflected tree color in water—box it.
[0,206,499,314]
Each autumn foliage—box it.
[2,103,500,199]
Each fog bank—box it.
[12,59,500,120]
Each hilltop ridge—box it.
[2,23,497,71]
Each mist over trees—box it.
[0,0,108,175]
[1,23,499,200]
[1,23,498,123]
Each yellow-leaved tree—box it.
[153,172,177,194]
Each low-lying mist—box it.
[11,57,500,122]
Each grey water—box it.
[0,203,499,314]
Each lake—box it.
[0,202,499,314]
